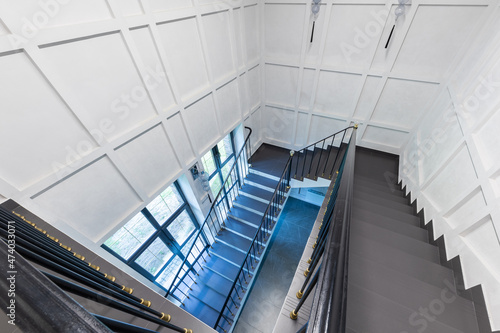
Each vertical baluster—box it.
[322,134,336,176]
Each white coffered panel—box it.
[370,78,440,130]
[40,32,158,142]
[314,70,362,117]
[392,5,487,80]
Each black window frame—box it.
[102,181,201,292]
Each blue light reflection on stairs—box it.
[177,167,286,332]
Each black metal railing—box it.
[0,207,193,333]
[214,150,293,331]
[165,127,253,302]
[288,125,357,333]
[292,127,355,181]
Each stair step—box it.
[204,255,240,281]
[233,195,269,215]
[346,283,468,333]
[240,184,274,202]
[354,190,414,215]
[353,198,421,226]
[181,296,219,328]
[228,206,264,228]
[354,182,409,204]
[349,234,454,289]
[351,219,439,263]
[189,280,227,312]
[196,268,234,295]
[224,217,258,240]
[210,241,246,267]
[353,209,428,242]
[246,173,278,190]
[349,255,478,332]
[216,228,252,253]
[249,168,281,182]
[355,175,405,196]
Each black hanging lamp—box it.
[385,0,410,49]
[311,0,321,43]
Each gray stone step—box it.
[351,219,439,263]
[353,208,428,242]
[353,198,421,226]
[349,254,479,332]
[354,190,414,214]
[349,234,455,290]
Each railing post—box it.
[288,151,294,188]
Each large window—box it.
[103,182,201,291]
[201,134,240,212]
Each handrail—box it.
[306,126,357,332]
[300,126,355,152]
[215,126,356,331]
[166,126,253,297]
[214,153,293,329]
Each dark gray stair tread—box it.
[210,241,246,266]
[349,255,478,332]
[249,144,290,178]
[233,195,269,214]
[353,198,421,226]
[353,208,427,241]
[216,228,252,253]
[323,144,346,178]
[196,269,233,295]
[224,217,258,239]
[355,175,405,195]
[181,296,218,328]
[204,255,240,281]
[350,234,454,288]
[354,190,414,214]
[228,206,263,227]
[354,182,409,204]
[246,173,278,189]
[291,149,313,180]
[351,219,439,263]
[189,280,226,312]
[346,283,468,333]
[240,184,274,201]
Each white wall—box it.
[260,0,500,329]
[0,0,262,292]
[400,7,500,330]
[260,0,494,154]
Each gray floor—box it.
[233,197,320,333]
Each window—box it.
[103,182,201,291]
[201,133,240,212]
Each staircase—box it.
[346,149,481,333]
[172,127,354,333]
[176,169,285,332]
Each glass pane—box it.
[104,213,156,260]
[156,256,183,290]
[217,135,233,163]
[201,150,217,176]
[135,238,173,276]
[182,237,205,259]
[221,157,236,190]
[210,175,222,198]
[167,210,196,246]
[147,184,184,225]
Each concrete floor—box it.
[233,197,320,333]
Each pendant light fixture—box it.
[385,0,410,49]
[311,0,321,43]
